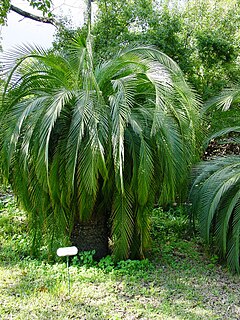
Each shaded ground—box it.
[203,140,240,160]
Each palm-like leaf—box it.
[0,34,201,260]
[203,84,240,148]
[190,84,240,273]
[204,84,240,112]
[190,157,240,273]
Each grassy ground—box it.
[0,193,240,320]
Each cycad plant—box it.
[190,85,240,273]
[0,35,201,260]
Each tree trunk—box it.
[70,217,109,260]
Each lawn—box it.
[0,192,239,320]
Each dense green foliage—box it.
[190,86,240,273]
[0,33,201,260]
[90,0,240,99]
[191,157,240,273]
[0,0,11,25]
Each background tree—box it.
[180,0,240,99]
[88,0,240,100]
[3,0,238,102]
[0,0,55,25]
[92,0,156,58]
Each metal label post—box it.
[57,246,78,296]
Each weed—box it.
[98,255,115,273]
[72,250,97,268]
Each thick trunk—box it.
[70,218,109,260]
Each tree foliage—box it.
[88,0,240,99]
[0,34,201,260]
[0,0,10,25]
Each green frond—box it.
[216,189,240,256]
[204,84,240,112]
[137,137,154,206]
[133,205,152,259]
[190,156,240,273]
[203,126,240,149]
[227,201,240,273]
[111,188,134,261]
[37,90,74,179]
[65,91,94,188]
[110,76,135,193]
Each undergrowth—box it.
[0,192,240,320]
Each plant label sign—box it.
[57,246,78,257]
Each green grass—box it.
[0,194,240,319]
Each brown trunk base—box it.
[70,220,109,260]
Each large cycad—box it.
[0,35,200,260]
[190,85,240,273]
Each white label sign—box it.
[57,246,78,257]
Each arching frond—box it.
[111,188,134,261]
[204,84,240,112]
[190,156,240,273]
